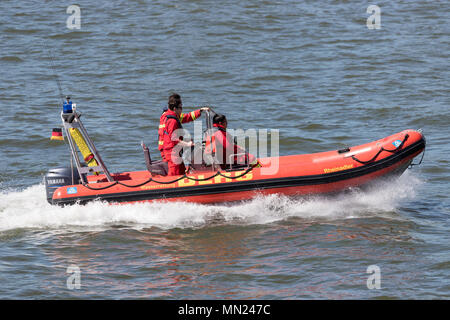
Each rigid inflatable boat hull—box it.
[50,129,425,206]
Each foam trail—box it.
[0,171,422,232]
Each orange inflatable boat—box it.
[44,104,425,206]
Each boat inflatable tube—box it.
[49,129,426,206]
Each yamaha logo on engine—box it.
[46,178,67,186]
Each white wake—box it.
[0,171,422,232]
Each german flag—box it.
[51,128,64,141]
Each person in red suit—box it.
[158,96,204,161]
[161,93,208,175]
[205,114,258,169]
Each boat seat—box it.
[141,142,168,176]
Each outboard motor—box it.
[44,167,80,204]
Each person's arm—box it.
[179,107,209,123]
[179,110,200,123]
[165,118,193,148]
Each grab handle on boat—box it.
[351,134,409,165]
[80,164,255,191]
[338,147,350,154]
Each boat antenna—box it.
[44,43,65,105]
[44,42,75,178]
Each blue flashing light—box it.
[63,100,73,113]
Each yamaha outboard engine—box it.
[44,167,80,204]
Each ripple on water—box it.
[0,0,448,299]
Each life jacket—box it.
[164,114,182,132]
[158,108,200,153]
[204,124,226,155]
[206,124,260,168]
[158,111,182,153]
[161,113,185,161]
[205,124,236,166]
[158,109,168,153]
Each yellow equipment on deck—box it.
[69,128,99,174]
